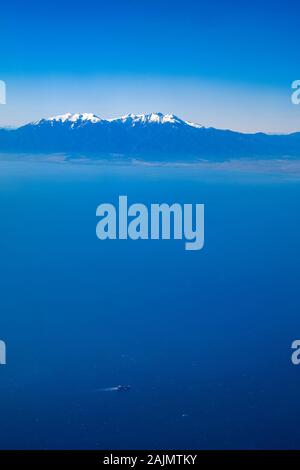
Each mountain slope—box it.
[1,112,300,160]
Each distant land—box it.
[1,112,300,160]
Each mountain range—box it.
[1,112,300,160]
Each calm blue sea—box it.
[0,158,300,449]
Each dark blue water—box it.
[0,159,300,449]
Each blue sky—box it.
[0,0,299,132]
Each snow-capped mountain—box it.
[31,112,202,128]
[32,113,103,127]
[0,112,300,160]
[108,112,202,128]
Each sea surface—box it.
[0,156,300,449]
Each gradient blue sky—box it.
[0,0,299,132]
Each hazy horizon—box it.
[0,80,299,136]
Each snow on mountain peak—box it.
[33,113,102,126]
[110,112,188,125]
[111,112,203,128]
[32,112,203,129]
[186,120,203,129]
[67,113,102,123]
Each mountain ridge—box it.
[1,112,300,160]
[31,112,203,129]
